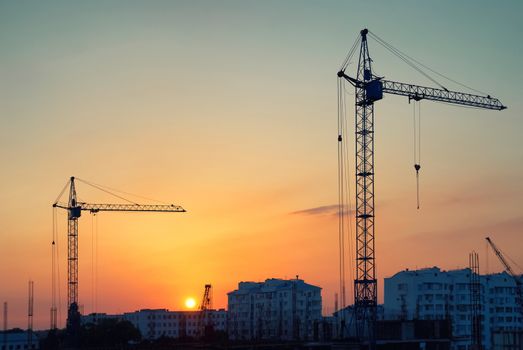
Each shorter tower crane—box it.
[53,176,185,339]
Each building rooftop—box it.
[228,277,321,295]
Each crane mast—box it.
[337,29,506,348]
[353,29,377,344]
[53,176,186,339]
[198,284,213,338]
[66,178,80,335]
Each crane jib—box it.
[338,71,506,110]
[381,80,506,110]
[53,202,186,214]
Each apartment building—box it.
[227,278,322,341]
[384,267,522,350]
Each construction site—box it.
[0,2,521,350]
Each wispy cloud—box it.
[291,204,354,217]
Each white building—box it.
[384,267,522,350]
[227,278,322,341]
[81,308,227,340]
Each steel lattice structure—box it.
[198,284,213,338]
[54,203,186,213]
[338,29,506,348]
[353,29,377,344]
[381,80,505,110]
[66,178,80,335]
[53,176,185,338]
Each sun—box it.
[185,297,197,309]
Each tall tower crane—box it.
[337,29,506,347]
[53,176,185,338]
[485,237,523,318]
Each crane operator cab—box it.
[68,200,82,219]
[365,79,383,103]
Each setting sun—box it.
[185,297,197,309]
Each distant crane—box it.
[485,237,523,318]
[337,29,506,347]
[198,284,213,338]
[53,176,185,338]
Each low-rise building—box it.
[227,278,322,341]
[81,308,227,340]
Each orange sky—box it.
[0,1,522,330]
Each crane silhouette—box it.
[337,29,506,347]
[53,176,185,340]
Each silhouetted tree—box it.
[40,329,63,350]
[79,318,141,347]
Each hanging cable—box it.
[413,102,422,209]
[51,208,57,329]
[341,77,355,306]
[76,177,170,205]
[340,34,361,72]
[337,77,346,314]
[95,213,99,314]
[76,178,139,205]
[54,207,62,328]
[337,73,357,337]
[53,179,71,206]
[368,31,489,96]
[91,213,95,315]
[368,31,447,90]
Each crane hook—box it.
[414,164,421,209]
